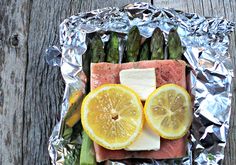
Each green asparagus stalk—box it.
[90,34,106,62]
[106,32,119,63]
[64,146,80,165]
[139,38,150,60]
[83,46,92,93]
[150,27,165,60]
[126,26,142,62]
[62,125,73,140]
[167,28,183,59]
[80,132,96,165]
[79,33,105,165]
[83,44,91,77]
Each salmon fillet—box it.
[90,60,187,162]
[91,60,186,90]
[94,137,186,162]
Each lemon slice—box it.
[81,84,144,150]
[65,90,83,127]
[144,84,192,139]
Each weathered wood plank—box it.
[153,0,236,164]
[1,0,150,165]
[0,0,30,164]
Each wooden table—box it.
[0,0,235,164]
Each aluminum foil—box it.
[46,2,235,165]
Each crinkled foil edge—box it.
[46,2,235,165]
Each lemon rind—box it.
[144,84,192,140]
[81,84,144,150]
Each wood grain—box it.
[0,0,150,165]
[153,0,236,164]
[0,0,29,164]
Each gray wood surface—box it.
[0,0,235,165]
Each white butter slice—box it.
[125,122,160,151]
[120,68,160,151]
[119,68,156,100]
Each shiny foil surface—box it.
[46,2,235,165]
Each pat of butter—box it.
[119,68,156,100]
[125,122,160,151]
[120,68,160,151]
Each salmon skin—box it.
[90,60,187,162]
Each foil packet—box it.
[45,2,235,165]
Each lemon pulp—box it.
[81,84,144,150]
[144,84,192,139]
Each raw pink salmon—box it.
[90,60,187,162]
[91,60,186,90]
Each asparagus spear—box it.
[80,132,96,165]
[150,27,165,60]
[79,33,106,165]
[90,34,106,62]
[106,32,119,63]
[167,28,183,59]
[126,26,142,62]
[64,146,80,165]
[62,125,73,140]
[139,38,150,60]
